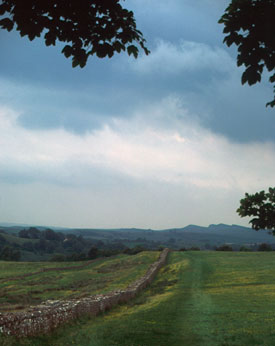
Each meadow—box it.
[2,251,275,345]
[0,251,158,312]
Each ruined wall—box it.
[0,248,170,337]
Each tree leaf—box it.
[127,45,138,58]
[62,45,73,58]
[0,18,14,31]
[0,0,149,68]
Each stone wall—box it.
[0,248,170,337]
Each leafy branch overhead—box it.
[0,0,150,68]
[219,0,275,107]
[237,188,275,233]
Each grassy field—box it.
[0,251,159,312]
[3,251,275,345]
[0,259,91,278]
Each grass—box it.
[3,251,275,345]
[0,260,90,278]
[0,251,159,312]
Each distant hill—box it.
[1,222,273,248]
[167,224,274,247]
[65,223,273,244]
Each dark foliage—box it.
[216,244,233,251]
[123,245,146,255]
[43,229,61,241]
[6,227,146,261]
[66,252,87,261]
[237,187,275,232]
[219,0,275,107]
[19,227,40,239]
[22,241,35,252]
[239,246,252,252]
[50,253,66,262]
[0,0,149,67]
[258,243,272,251]
[0,234,7,244]
[188,246,201,251]
[87,246,98,259]
[0,246,21,261]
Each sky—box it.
[0,0,274,229]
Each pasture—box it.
[0,251,158,313]
[2,251,275,345]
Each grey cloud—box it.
[0,1,273,143]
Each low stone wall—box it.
[0,248,170,337]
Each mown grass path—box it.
[3,251,275,346]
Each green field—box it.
[2,251,275,345]
[0,251,159,312]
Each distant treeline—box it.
[1,226,275,262]
[0,227,155,262]
[179,243,275,252]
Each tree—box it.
[22,241,34,252]
[50,253,66,262]
[216,244,233,251]
[0,246,21,261]
[28,227,41,239]
[219,0,275,107]
[43,228,59,241]
[18,229,30,239]
[237,187,275,233]
[87,246,98,259]
[239,245,252,252]
[0,234,6,245]
[258,243,272,251]
[0,0,149,68]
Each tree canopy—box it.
[219,0,275,107]
[237,188,275,233]
[0,0,149,68]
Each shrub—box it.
[50,254,66,262]
[123,245,145,255]
[87,246,98,259]
[0,246,21,261]
[240,246,252,252]
[258,243,272,252]
[216,244,233,251]
[188,246,200,251]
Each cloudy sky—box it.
[0,0,274,229]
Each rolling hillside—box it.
[2,251,275,345]
[0,251,159,313]
[1,223,274,248]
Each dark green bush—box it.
[216,244,233,251]
[240,246,252,252]
[258,243,272,252]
